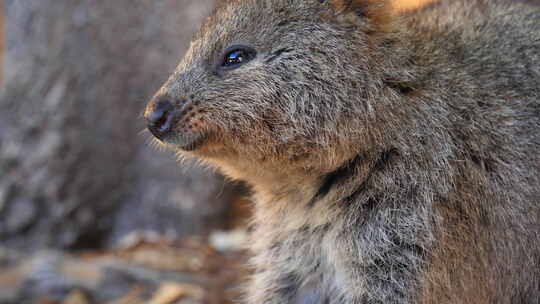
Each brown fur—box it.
[144,0,540,303]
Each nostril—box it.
[148,99,173,128]
[147,99,175,140]
[155,114,169,131]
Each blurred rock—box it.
[63,290,90,304]
[1,0,244,250]
[148,282,204,304]
[209,229,248,253]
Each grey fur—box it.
[144,0,540,303]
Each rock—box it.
[4,197,36,234]
[62,290,90,304]
[1,0,244,251]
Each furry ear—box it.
[326,0,394,30]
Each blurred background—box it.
[0,0,434,303]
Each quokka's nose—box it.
[146,98,175,140]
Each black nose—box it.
[146,99,175,140]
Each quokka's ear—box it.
[325,0,394,30]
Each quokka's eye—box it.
[221,45,256,69]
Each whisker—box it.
[138,108,148,118]
[139,128,150,136]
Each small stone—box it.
[148,282,204,304]
[209,229,247,252]
[115,230,161,249]
[63,290,90,304]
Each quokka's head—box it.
[144,0,402,177]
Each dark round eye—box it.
[221,46,256,69]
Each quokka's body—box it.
[144,0,540,303]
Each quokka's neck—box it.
[248,152,380,210]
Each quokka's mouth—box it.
[168,131,209,151]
